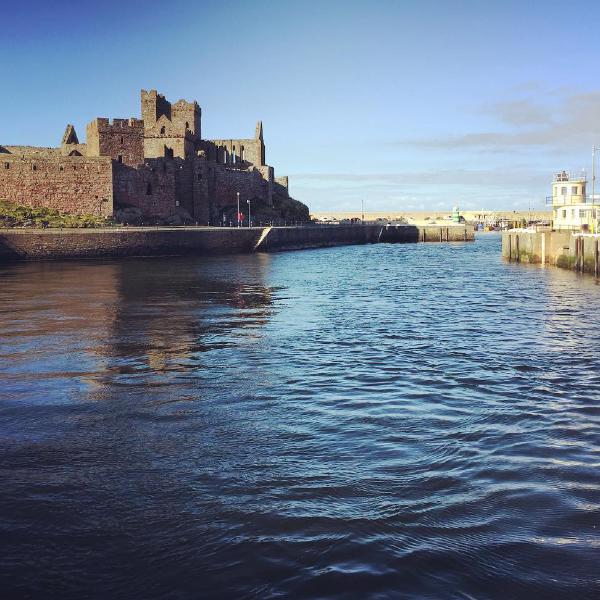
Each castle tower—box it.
[141,90,201,159]
[255,120,265,166]
[86,118,145,166]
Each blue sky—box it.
[2,0,600,212]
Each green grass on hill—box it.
[0,200,115,228]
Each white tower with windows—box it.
[549,171,598,231]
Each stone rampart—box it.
[0,155,113,216]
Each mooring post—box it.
[541,232,546,266]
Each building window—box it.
[4,162,8,169]
[146,183,152,195]
[120,136,124,144]
[117,155,123,163]
[572,209,575,218]
[175,200,180,207]
[197,173,202,181]
[572,186,578,195]
[32,164,37,171]
[562,210,567,218]
[561,187,567,195]
[160,126,166,134]
[241,147,245,161]
[185,122,189,129]
[580,209,587,218]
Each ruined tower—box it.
[141,89,201,159]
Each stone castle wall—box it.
[0,154,113,216]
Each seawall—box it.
[0,224,473,261]
[502,230,600,276]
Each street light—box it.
[236,192,240,228]
[592,147,600,203]
[247,199,251,228]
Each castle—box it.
[0,90,297,224]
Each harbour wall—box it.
[502,230,600,276]
[0,224,473,261]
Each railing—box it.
[553,171,587,182]
[545,195,600,206]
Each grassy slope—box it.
[0,200,114,228]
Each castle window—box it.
[4,162,8,169]
[32,164,37,171]
[160,126,166,134]
[146,183,152,195]
[120,136,124,144]
[185,122,189,130]
[59,165,63,171]
[117,155,123,163]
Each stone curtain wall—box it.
[0,155,113,216]
[208,166,272,220]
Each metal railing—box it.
[545,195,600,206]
[553,171,587,182]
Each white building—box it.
[549,171,599,231]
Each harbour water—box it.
[1,234,599,599]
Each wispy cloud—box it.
[292,166,547,187]
[401,91,600,151]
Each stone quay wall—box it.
[502,230,600,276]
[0,224,473,262]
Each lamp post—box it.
[592,147,600,204]
[236,192,240,227]
[247,199,251,228]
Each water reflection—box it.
[0,254,277,396]
[2,238,600,600]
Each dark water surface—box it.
[1,234,600,599]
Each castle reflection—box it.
[0,253,277,391]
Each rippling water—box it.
[1,234,600,599]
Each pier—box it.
[502,230,600,276]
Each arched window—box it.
[146,183,152,196]
[160,126,166,134]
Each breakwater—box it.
[502,230,600,276]
[0,224,473,261]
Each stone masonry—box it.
[0,90,293,223]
